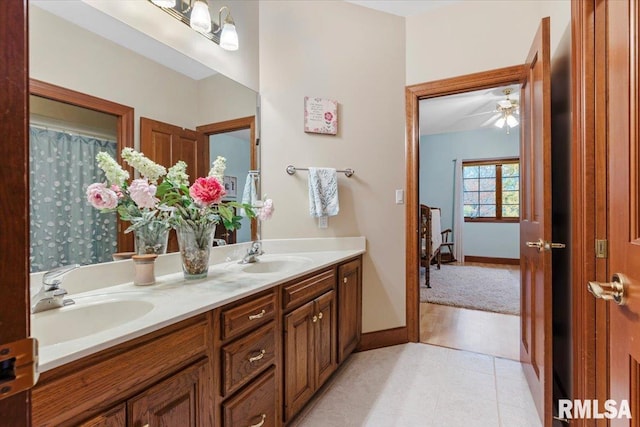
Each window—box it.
[463,158,520,222]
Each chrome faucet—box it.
[31,264,80,314]
[240,241,263,264]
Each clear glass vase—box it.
[133,220,170,255]
[175,223,216,279]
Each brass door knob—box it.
[526,238,566,252]
[588,273,627,305]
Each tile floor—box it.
[291,343,540,427]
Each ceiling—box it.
[344,0,462,17]
[419,84,521,136]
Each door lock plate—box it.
[0,338,39,399]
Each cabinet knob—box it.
[312,315,318,323]
[343,277,348,284]
[248,309,266,320]
[248,413,266,427]
[318,312,323,320]
[248,349,266,363]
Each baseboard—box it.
[464,256,520,265]
[356,327,408,352]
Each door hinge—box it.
[0,338,39,400]
[596,239,608,258]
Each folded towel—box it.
[239,173,257,217]
[308,167,339,218]
[430,209,442,256]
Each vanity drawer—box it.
[221,291,276,341]
[223,367,276,427]
[222,322,276,397]
[282,269,335,311]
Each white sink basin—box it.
[237,255,313,274]
[32,295,154,346]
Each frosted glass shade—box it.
[220,22,239,51]
[190,0,212,34]
[494,117,506,128]
[506,114,519,128]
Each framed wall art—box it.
[304,96,338,135]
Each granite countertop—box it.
[33,237,366,372]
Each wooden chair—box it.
[420,205,456,288]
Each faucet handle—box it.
[43,264,80,289]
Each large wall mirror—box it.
[29,2,259,272]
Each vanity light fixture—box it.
[148,0,239,51]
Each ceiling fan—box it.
[480,88,520,133]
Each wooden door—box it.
[128,359,211,427]
[338,259,362,363]
[284,300,315,421]
[79,404,126,427]
[140,117,206,252]
[606,1,640,425]
[519,17,552,425]
[0,0,32,424]
[314,290,337,389]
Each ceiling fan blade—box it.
[480,113,501,127]
[462,110,498,118]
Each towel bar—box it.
[286,165,354,178]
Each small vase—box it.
[134,220,170,255]
[175,223,216,280]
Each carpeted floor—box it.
[420,264,520,315]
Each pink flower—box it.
[129,179,158,209]
[189,176,226,207]
[257,199,274,221]
[86,183,119,209]
[324,112,333,122]
[110,184,124,199]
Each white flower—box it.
[96,152,129,187]
[208,156,226,182]
[167,161,189,187]
[257,198,274,221]
[122,147,167,183]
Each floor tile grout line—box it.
[493,356,504,427]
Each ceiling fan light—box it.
[151,0,176,7]
[190,0,212,34]
[495,117,506,128]
[506,114,519,128]
[220,22,239,51]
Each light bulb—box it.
[220,22,239,51]
[190,0,212,34]
[151,0,176,7]
[506,114,519,128]
[494,117,506,128]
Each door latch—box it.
[0,338,39,400]
[525,238,566,253]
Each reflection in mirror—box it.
[29,96,119,272]
[29,3,259,271]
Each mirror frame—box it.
[29,78,135,252]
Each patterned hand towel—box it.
[239,173,257,217]
[308,167,339,217]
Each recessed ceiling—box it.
[420,84,521,136]
[344,0,462,17]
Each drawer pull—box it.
[318,312,323,320]
[248,413,266,427]
[248,309,266,320]
[248,349,266,363]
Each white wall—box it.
[406,1,571,85]
[420,128,520,259]
[259,1,407,332]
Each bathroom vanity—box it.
[30,238,364,426]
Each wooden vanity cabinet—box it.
[213,288,281,427]
[282,269,338,422]
[337,257,362,363]
[32,315,213,427]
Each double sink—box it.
[31,255,312,349]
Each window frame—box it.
[462,157,520,223]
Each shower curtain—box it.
[29,127,117,272]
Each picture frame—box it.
[223,176,237,199]
[304,96,338,135]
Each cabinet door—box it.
[284,300,316,422]
[129,359,212,427]
[79,404,126,427]
[314,290,337,389]
[338,259,362,363]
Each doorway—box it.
[418,84,522,360]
